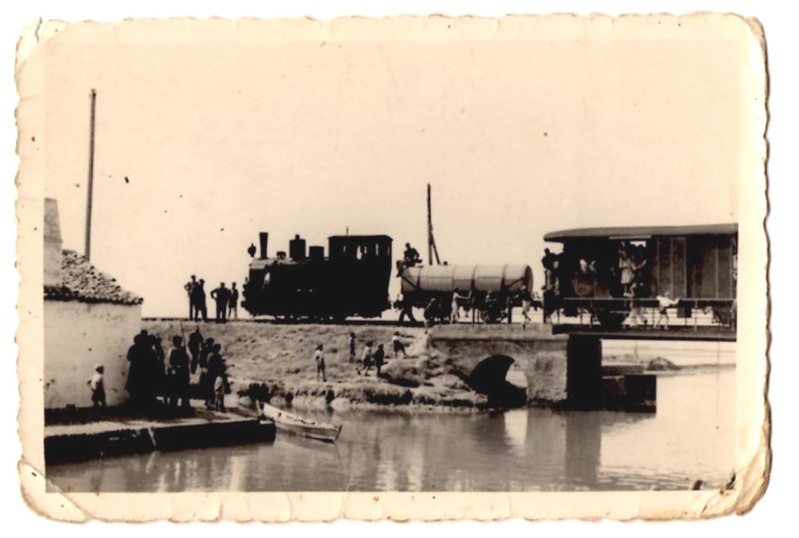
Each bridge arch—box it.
[467,355,527,408]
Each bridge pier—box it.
[565,335,603,409]
[426,325,606,408]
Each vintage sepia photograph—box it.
[14,12,768,521]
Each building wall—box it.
[43,198,63,287]
[44,300,141,409]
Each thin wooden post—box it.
[85,89,97,260]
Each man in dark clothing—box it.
[228,282,240,320]
[188,326,203,374]
[211,282,231,323]
[207,344,229,410]
[167,335,191,408]
[403,243,422,267]
[192,279,208,322]
[149,334,166,403]
[198,337,215,406]
[348,332,356,363]
[398,294,417,324]
[184,275,197,320]
[125,333,146,407]
[126,330,160,408]
[374,344,386,377]
[542,249,558,287]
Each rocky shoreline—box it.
[142,320,729,413]
[144,320,493,412]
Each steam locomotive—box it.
[241,232,393,321]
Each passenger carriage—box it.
[542,224,738,329]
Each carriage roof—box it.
[328,234,393,241]
[544,223,737,243]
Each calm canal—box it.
[48,366,735,492]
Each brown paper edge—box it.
[15,13,770,522]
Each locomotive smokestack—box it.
[259,232,269,259]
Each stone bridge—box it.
[426,324,603,408]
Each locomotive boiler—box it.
[242,232,394,321]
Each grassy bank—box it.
[142,320,487,411]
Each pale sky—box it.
[37,17,753,316]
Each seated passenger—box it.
[403,243,422,267]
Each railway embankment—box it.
[143,320,490,411]
[141,320,711,412]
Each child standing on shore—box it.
[358,341,373,376]
[87,364,106,409]
[213,373,226,411]
[392,331,407,358]
[314,344,326,382]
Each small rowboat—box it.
[259,403,343,443]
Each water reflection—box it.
[47,369,734,492]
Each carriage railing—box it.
[557,297,737,330]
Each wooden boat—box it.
[259,403,343,443]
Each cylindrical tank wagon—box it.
[399,264,534,323]
[400,264,533,296]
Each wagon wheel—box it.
[593,308,627,329]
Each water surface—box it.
[48,368,734,492]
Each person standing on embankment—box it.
[314,344,326,382]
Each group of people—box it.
[417,285,535,328]
[184,275,240,323]
[313,331,408,382]
[90,328,231,412]
[352,331,408,377]
[540,244,685,328]
[185,326,232,410]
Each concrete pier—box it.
[566,335,603,409]
[45,409,276,465]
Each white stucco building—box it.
[43,198,143,409]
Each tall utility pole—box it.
[85,89,97,260]
[427,183,441,265]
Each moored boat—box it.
[259,402,343,443]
